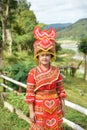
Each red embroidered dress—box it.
[25,65,66,130]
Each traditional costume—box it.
[25,27,66,130]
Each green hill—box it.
[44,23,71,31]
[57,18,87,40]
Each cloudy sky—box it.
[28,0,87,24]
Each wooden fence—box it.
[0,74,86,130]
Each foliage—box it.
[6,58,36,83]
[6,92,29,115]
[5,55,18,65]
[12,1,37,53]
[56,42,62,53]
[3,49,36,89]
[0,27,2,43]
[77,37,87,80]
[0,0,18,51]
[78,37,87,54]
[0,0,37,60]
[17,0,31,11]
[0,0,18,30]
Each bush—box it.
[5,58,36,90]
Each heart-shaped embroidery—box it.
[45,100,55,108]
[46,118,56,126]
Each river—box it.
[61,42,84,73]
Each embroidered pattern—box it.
[35,66,60,91]
[25,66,66,129]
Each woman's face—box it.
[38,53,51,65]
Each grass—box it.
[0,108,30,130]
[0,92,30,130]
[64,75,87,108]
[65,107,87,129]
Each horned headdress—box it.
[33,26,57,61]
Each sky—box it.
[28,0,87,24]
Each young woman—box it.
[25,26,66,130]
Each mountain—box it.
[57,18,87,39]
[44,23,71,31]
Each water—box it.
[61,43,83,60]
[61,42,84,73]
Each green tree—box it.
[78,38,87,81]
[0,0,37,69]
[12,0,37,54]
[0,0,18,68]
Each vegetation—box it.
[0,97,30,130]
[64,75,87,108]
[78,37,87,80]
[0,0,37,69]
[65,107,87,129]
[0,0,18,68]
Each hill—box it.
[44,23,71,31]
[57,18,87,40]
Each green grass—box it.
[65,107,87,129]
[0,94,30,130]
[0,108,30,130]
[64,74,87,130]
[64,75,87,108]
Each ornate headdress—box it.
[33,26,56,61]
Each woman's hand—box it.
[30,110,36,123]
[60,99,65,117]
[28,103,36,123]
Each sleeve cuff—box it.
[59,93,66,98]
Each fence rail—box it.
[0,74,26,88]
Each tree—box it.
[12,1,37,54]
[78,38,87,81]
[0,0,37,69]
[0,0,18,69]
[0,1,6,68]
[5,0,18,55]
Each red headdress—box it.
[33,26,56,61]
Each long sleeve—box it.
[57,73,66,99]
[25,69,35,103]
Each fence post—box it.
[18,86,22,93]
[2,72,7,92]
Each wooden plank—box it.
[15,109,30,124]
[0,75,26,88]
[3,101,15,113]
[65,100,87,116]
[63,118,85,130]
[1,83,19,95]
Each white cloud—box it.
[28,0,87,24]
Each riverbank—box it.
[59,41,84,74]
